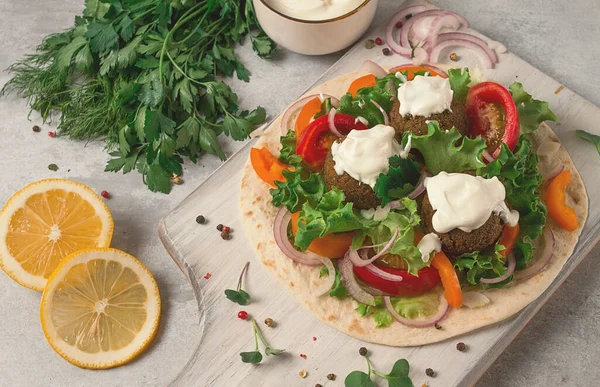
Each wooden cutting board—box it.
[158,1,600,385]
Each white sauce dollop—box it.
[265,0,364,21]
[417,233,441,262]
[424,172,519,233]
[397,75,454,118]
[331,125,401,188]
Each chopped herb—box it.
[575,129,600,155]
[48,163,59,171]
[225,262,251,305]
[240,318,285,364]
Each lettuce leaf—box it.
[477,135,547,269]
[406,120,486,175]
[509,82,558,134]
[448,68,471,103]
[454,244,513,288]
[356,290,442,328]
[278,130,301,165]
[373,156,420,206]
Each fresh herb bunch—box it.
[2,0,276,193]
[240,318,285,364]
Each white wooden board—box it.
[158,1,600,385]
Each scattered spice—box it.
[299,370,307,378]
[223,225,232,233]
[396,21,403,28]
[264,317,274,327]
[315,384,323,387]
[172,175,183,185]
[221,231,230,240]
[100,190,110,199]
[300,353,307,359]
[406,13,413,19]
[434,323,442,330]
[365,39,375,49]
[239,319,285,364]
[48,163,59,172]
[554,85,564,95]
[217,224,224,231]
[449,52,458,61]
[32,125,41,132]
[375,37,383,45]
[359,347,368,356]
[195,215,206,224]
[238,311,248,320]
[312,336,317,341]
[425,368,435,377]
[327,374,336,381]
[382,48,391,56]
[456,342,467,352]
[421,383,429,387]
[203,273,212,280]
[48,131,55,138]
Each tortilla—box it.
[239,70,588,346]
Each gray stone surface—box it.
[0,0,598,386]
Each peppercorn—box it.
[100,190,110,199]
[375,37,383,45]
[196,215,206,224]
[221,231,230,240]
[32,125,41,132]
[456,342,467,352]
[223,226,231,233]
[449,52,458,61]
[365,39,375,49]
[238,311,248,320]
[327,374,336,381]
[312,336,317,341]
[299,370,307,378]
[359,347,368,356]
[172,176,183,185]
[382,48,391,56]
[406,13,413,19]
[426,368,435,377]
[217,224,224,231]
[264,318,274,327]
[396,21,403,28]
[316,384,323,387]
[434,323,442,330]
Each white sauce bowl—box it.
[253,0,378,55]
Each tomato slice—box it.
[295,97,322,138]
[387,65,447,80]
[353,265,441,297]
[290,212,355,258]
[347,74,377,96]
[296,113,368,171]
[250,147,292,187]
[465,82,519,157]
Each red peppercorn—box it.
[375,37,383,45]
[203,273,211,280]
[100,190,110,199]
[396,21,403,28]
[238,311,248,320]
[312,336,317,341]
[48,131,55,138]
[300,354,307,359]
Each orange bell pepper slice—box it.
[347,74,377,97]
[250,147,292,188]
[295,97,322,138]
[387,65,447,80]
[545,170,578,231]
[290,212,356,258]
[497,224,519,257]
[431,251,462,307]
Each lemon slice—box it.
[0,179,113,291]
[41,248,161,369]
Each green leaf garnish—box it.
[345,371,375,387]
[374,156,420,206]
[345,352,413,387]
[575,129,600,155]
[225,262,251,306]
[240,319,285,364]
[448,68,471,103]
[509,82,558,134]
[240,351,262,364]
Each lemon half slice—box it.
[41,248,161,369]
[0,179,113,291]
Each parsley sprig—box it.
[240,319,285,363]
[2,0,276,193]
[225,261,251,305]
[345,355,413,387]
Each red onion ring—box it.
[273,208,323,266]
[436,32,498,63]
[388,200,405,209]
[430,38,495,69]
[327,108,343,137]
[400,9,446,52]
[408,171,428,200]
[339,257,376,306]
[384,293,449,328]
[280,94,340,134]
[543,164,565,182]
[515,227,555,281]
[480,252,516,284]
[481,150,495,163]
[370,100,389,125]
[385,79,397,99]
[426,13,465,53]
[360,285,394,297]
[364,263,404,282]
[346,228,399,267]
[385,5,428,57]
[361,60,388,78]
[313,257,336,296]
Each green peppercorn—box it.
[365,39,375,49]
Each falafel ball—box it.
[420,193,503,257]
[389,98,468,141]
[323,151,381,210]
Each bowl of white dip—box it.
[253,0,378,55]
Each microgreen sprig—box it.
[345,353,413,387]
[225,261,251,305]
[240,319,285,364]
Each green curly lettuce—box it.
[447,68,471,103]
[374,156,420,206]
[356,290,442,328]
[406,120,486,175]
[454,244,513,288]
[477,136,547,269]
[509,82,558,134]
